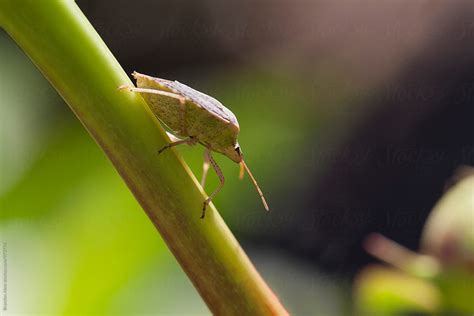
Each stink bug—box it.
[119,72,269,218]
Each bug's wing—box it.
[133,72,238,127]
[133,72,191,136]
[169,81,239,128]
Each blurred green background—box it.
[1,1,473,315]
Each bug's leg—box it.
[158,138,189,154]
[201,150,210,188]
[158,139,188,154]
[165,131,183,143]
[201,148,225,219]
[158,136,197,154]
[118,86,186,104]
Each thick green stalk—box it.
[0,1,288,315]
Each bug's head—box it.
[223,142,243,163]
[234,143,243,159]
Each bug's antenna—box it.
[239,161,245,180]
[241,160,270,211]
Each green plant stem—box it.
[0,1,288,315]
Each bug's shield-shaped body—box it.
[133,72,241,163]
[126,72,269,215]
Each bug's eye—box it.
[234,145,241,155]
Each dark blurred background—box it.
[1,0,473,314]
[77,0,474,272]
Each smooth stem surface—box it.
[0,1,288,315]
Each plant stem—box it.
[0,1,288,315]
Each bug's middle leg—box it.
[201,148,225,219]
[201,150,210,188]
[158,136,197,154]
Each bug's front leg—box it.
[201,150,210,188]
[201,148,225,219]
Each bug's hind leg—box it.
[118,85,186,104]
[201,148,225,219]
